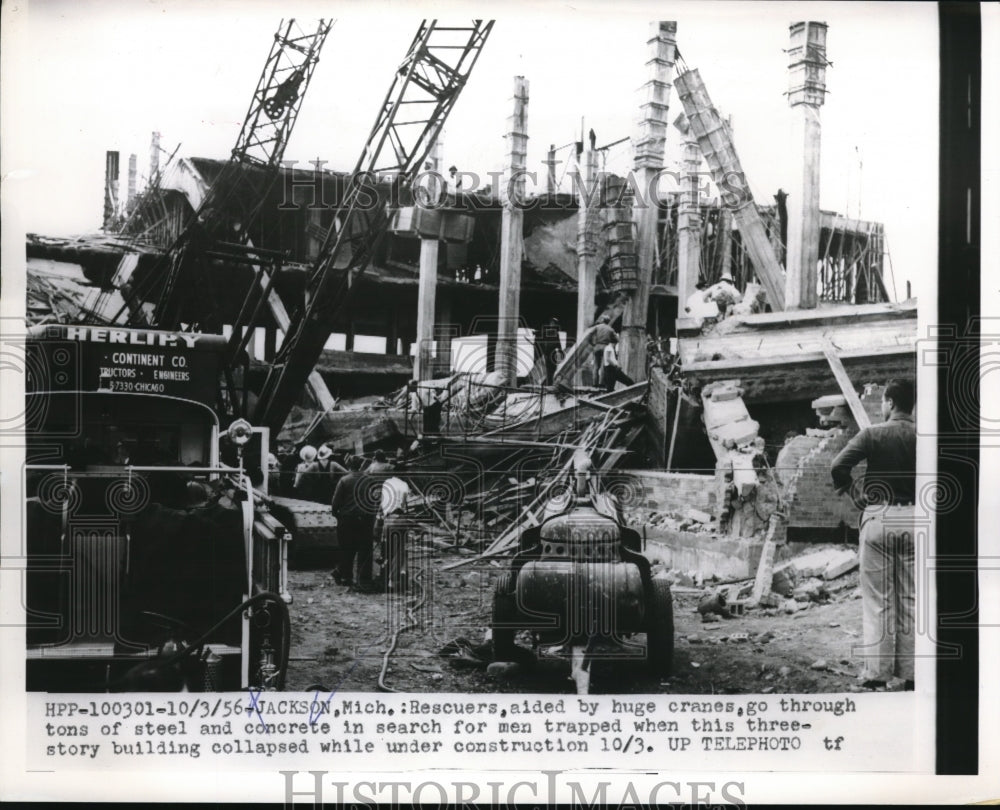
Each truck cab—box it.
[24,324,290,692]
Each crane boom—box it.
[112,19,334,330]
[252,20,494,434]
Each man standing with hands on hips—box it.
[830,379,917,691]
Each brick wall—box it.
[781,384,884,532]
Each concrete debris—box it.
[697,591,730,617]
[486,661,521,679]
[685,507,713,524]
[810,659,828,671]
[772,545,859,594]
[792,578,830,603]
[822,548,860,580]
[687,634,703,644]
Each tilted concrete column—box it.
[620,21,676,381]
[675,68,786,310]
[495,76,529,386]
[785,21,828,310]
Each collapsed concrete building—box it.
[24,18,916,588]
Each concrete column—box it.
[436,292,455,376]
[785,21,828,310]
[620,21,676,381]
[675,115,702,306]
[495,76,529,386]
[575,143,598,365]
[149,131,161,180]
[104,151,120,229]
[675,68,786,310]
[414,136,443,381]
[545,144,557,195]
[127,154,137,209]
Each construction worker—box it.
[535,316,563,384]
[330,456,378,590]
[684,280,721,319]
[310,444,348,504]
[600,333,635,392]
[379,473,413,591]
[293,445,317,497]
[703,271,744,318]
[366,449,393,473]
[830,379,916,691]
[591,314,618,387]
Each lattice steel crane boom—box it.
[251,19,494,434]
[112,18,334,330]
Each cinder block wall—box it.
[610,470,716,515]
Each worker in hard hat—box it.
[309,444,348,504]
[703,271,744,318]
[293,445,318,497]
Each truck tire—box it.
[491,575,518,661]
[646,577,674,677]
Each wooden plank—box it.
[821,339,872,428]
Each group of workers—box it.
[534,314,635,392]
[272,444,413,594]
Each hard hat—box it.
[299,445,317,462]
[317,445,333,460]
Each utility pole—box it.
[785,21,828,310]
[495,76,529,386]
[620,21,677,381]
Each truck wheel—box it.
[646,577,674,677]
[492,575,518,661]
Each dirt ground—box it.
[284,546,870,696]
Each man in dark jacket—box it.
[330,456,378,590]
[831,379,916,690]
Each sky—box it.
[2,0,938,299]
